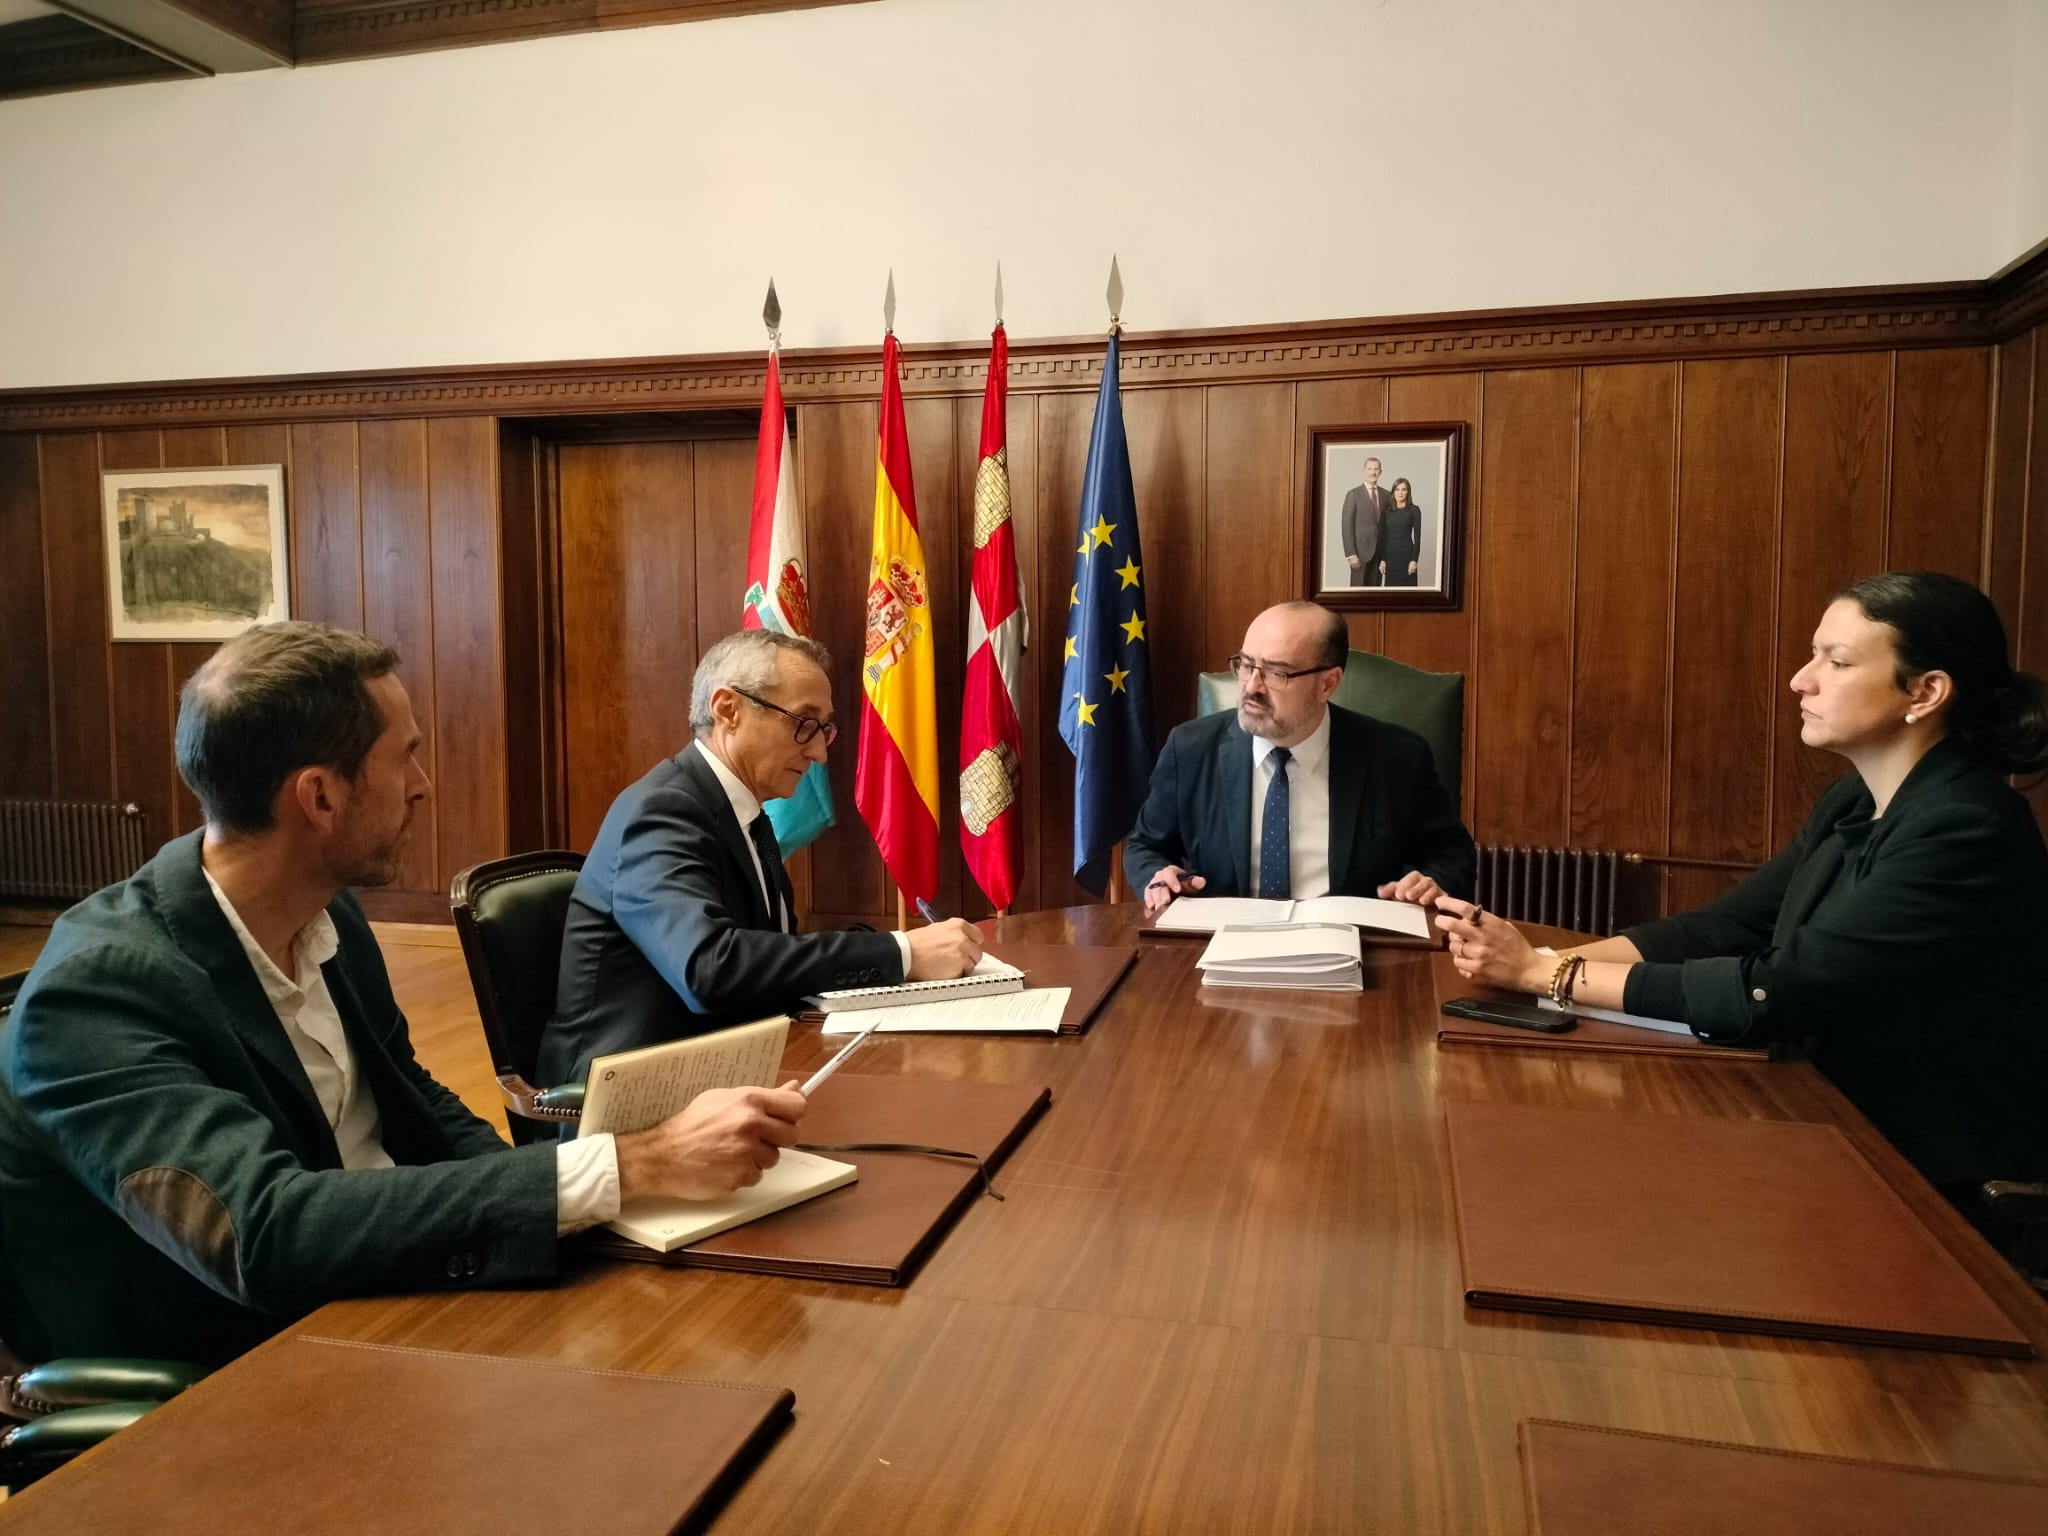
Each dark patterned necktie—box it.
[1258,746,1292,900]
[747,814,793,932]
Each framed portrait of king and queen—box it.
[1304,423,1467,611]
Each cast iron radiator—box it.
[0,800,149,901]
[1472,845,1653,938]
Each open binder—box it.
[584,1072,1051,1285]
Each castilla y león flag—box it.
[853,332,939,902]
[960,324,1028,909]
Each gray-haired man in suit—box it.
[1339,456,1389,588]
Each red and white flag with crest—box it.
[742,339,833,848]
[960,324,1028,909]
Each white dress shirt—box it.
[695,740,913,974]
[1248,708,1334,899]
[202,868,620,1236]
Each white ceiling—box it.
[0,0,62,25]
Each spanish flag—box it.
[853,332,939,903]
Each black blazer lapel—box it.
[1327,710,1364,895]
[150,833,340,1163]
[675,747,776,930]
[1216,724,1254,895]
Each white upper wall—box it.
[0,0,2034,389]
[2014,0,2048,269]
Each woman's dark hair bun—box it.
[1839,572,2048,778]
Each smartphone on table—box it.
[1440,996,1578,1034]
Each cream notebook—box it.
[574,1015,858,1252]
[577,1015,790,1136]
[605,1149,859,1252]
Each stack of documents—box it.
[1156,894,1431,939]
[1195,923,1364,991]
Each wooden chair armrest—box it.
[1981,1180,2048,1222]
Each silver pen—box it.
[799,1016,883,1096]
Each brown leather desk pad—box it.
[983,941,1138,1033]
[1519,1418,2048,1534]
[585,1072,1051,1285]
[1443,1099,2030,1356]
[0,1334,792,1536]
[1430,951,1769,1061]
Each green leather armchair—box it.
[1980,1181,2048,1296]
[1,1357,204,1489]
[1197,650,1466,814]
[450,851,588,1145]
[1,969,205,1489]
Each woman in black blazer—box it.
[1380,478,1422,586]
[1439,572,2048,1206]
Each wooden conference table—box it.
[293,906,2048,1533]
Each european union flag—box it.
[1059,332,1155,894]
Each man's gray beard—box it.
[1237,702,1289,741]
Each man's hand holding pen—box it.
[1143,866,1206,915]
[906,897,983,980]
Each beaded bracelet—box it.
[1548,953,1586,1006]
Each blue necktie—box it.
[1258,747,1292,900]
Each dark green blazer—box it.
[0,832,558,1368]
[1623,739,2048,1191]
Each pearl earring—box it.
[1904,712,1918,724]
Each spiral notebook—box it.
[809,952,1024,1013]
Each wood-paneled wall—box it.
[0,419,507,915]
[790,348,1998,925]
[2,267,2044,926]
[1992,318,2048,825]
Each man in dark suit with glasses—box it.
[1125,602,1475,913]
[538,630,984,1090]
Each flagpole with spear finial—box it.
[993,260,1010,920]
[881,271,913,936]
[1102,256,1130,905]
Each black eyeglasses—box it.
[732,687,839,746]
[1226,654,1336,684]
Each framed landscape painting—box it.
[102,465,289,641]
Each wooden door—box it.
[555,436,755,850]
